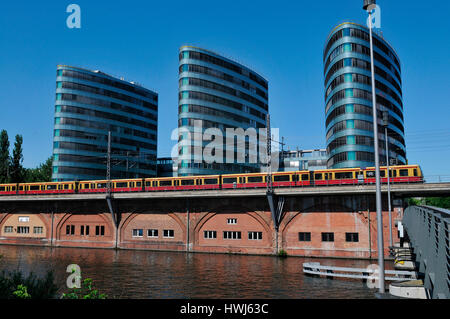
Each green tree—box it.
[62,278,107,299]
[0,270,58,299]
[25,156,53,182]
[0,130,10,183]
[425,197,450,209]
[10,134,24,183]
[12,284,31,299]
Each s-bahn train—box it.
[0,164,422,195]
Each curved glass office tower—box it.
[178,46,268,176]
[52,65,158,181]
[324,22,406,169]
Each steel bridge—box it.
[402,205,450,299]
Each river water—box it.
[0,245,382,299]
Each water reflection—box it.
[0,245,380,299]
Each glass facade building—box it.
[52,65,158,181]
[178,46,269,176]
[279,149,328,172]
[324,22,406,169]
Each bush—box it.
[61,278,107,299]
[277,249,288,258]
[0,270,58,299]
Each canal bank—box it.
[0,245,382,299]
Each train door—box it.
[309,171,314,186]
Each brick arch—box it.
[119,211,186,244]
[0,212,51,238]
[280,208,370,258]
[193,207,272,249]
[55,212,113,240]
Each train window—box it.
[302,174,309,181]
[413,169,417,177]
[335,172,353,179]
[380,170,385,177]
[97,183,107,188]
[399,169,409,177]
[19,185,24,191]
[204,178,218,185]
[274,175,290,182]
[47,185,57,190]
[152,181,158,187]
[181,179,195,186]
[115,182,128,188]
[0,186,5,191]
[314,174,322,180]
[366,171,375,178]
[292,174,299,182]
[248,176,263,183]
[160,180,172,187]
[324,173,330,180]
[30,185,40,191]
[64,184,69,190]
[223,177,237,184]
[136,182,142,187]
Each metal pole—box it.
[385,126,392,247]
[368,11,385,293]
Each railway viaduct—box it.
[0,183,449,259]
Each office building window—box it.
[345,232,359,242]
[4,226,13,233]
[223,231,241,240]
[66,225,75,235]
[204,230,217,239]
[298,232,311,242]
[96,225,105,236]
[132,229,143,237]
[147,229,158,238]
[17,226,30,234]
[163,229,174,238]
[18,216,29,223]
[33,227,43,234]
[321,232,334,242]
[227,218,237,225]
[248,231,262,240]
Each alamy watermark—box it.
[66,4,81,29]
[366,4,381,29]
[66,264,81,288]
[171,121,280,171]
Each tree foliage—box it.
[0,130,10,183]
[10,134,25,183]
[62,278,107,299]
[0,270,58,299]
[25,156,53,182]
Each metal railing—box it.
[402,205,450,299]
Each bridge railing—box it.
[402,205,450,299]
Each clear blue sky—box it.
[0,0,449,178]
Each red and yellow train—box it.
[0,164,422,195]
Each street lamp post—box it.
[382,111,393,248]
[363,0,385,293]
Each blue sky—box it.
[0,0,449,178]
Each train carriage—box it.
[145,175,221,191]
[364,165,422,184]
[0,184,18,195]
[0,164,424,195]
[17,182,76,195]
